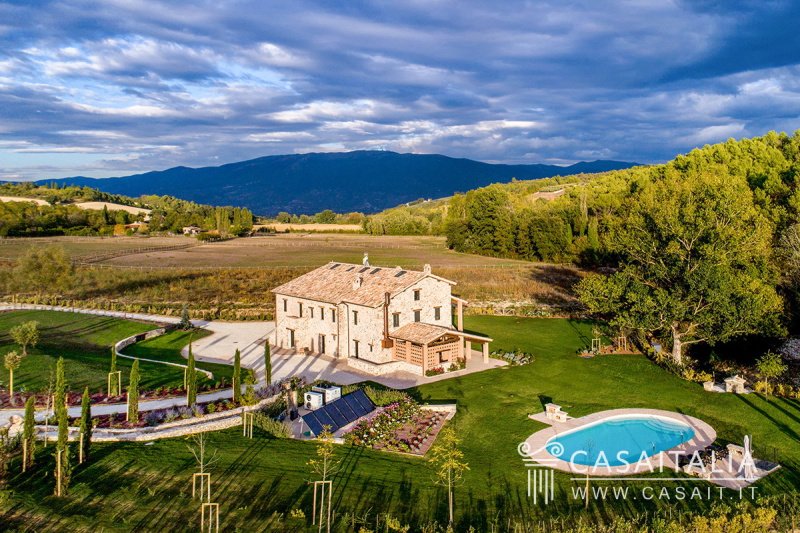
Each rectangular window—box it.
[414,309,421,322]
[353,310,358,325]
[332,309,336,322]
[321,308,325,320]
[283,299,287,312]
[434,307,441,321]
[299,302,303,317]
[354,340,359,357]
[310,307,314,318]
[414,289,421,301]
[288,329,295,348]
[392,312,400,328]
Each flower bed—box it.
[491,350,533,365]
[0,382,228,410]
[344,395,449,455]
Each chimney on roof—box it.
[352,274,363,290]
[363,252,370,267]
[423,264,431,274]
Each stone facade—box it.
[273,263,463,372]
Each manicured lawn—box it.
[121,328,234,383]
[0,311,222,395]
[3,316,800,531]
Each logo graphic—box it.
[518,441,560,505]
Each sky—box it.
[1,0,800,180]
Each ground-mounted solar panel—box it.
[335,398,358,420]
[352,389,375,412]
[342,394,368,417]
[301,389,377,436]
[314,409,337,430]
[325,403,349,427]
[303,413,324,436]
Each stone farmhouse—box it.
[271,261,492,375]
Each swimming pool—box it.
[545,415,695,467]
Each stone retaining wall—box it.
[38,396,280,442]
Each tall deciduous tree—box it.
[578,170,783,365]
[10,320,39,357]
[429,427,469,525]
[232,348,241,404]
[13,246,74,296]
[127,359,140,423]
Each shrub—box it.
[754,380,773,395]
[252,413,291,438]
[425,367,445,377]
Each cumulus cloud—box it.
[0,0,799,178]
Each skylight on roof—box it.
[370,268,381,274]
[330,263,341,269]
[346,266,355,271]
[394,270,406,277]
[359,267,370,273]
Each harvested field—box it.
[0,234,585,320]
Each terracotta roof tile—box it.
[272,262,453,307]
[389,322,459,344]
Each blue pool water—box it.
[546,416,695,467]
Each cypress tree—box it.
[232,348,241,404]
[23,396,36,469]
[79,387,91,463]
[127,359,140,424]
[264,342,272,385]
[53,358,70,495]
[186,343,197,407]
[54,357,67,418]
[109,346,118,396]
[564,219,573,247]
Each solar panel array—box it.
[302,389,375,436]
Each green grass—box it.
[121,328,235,383]
[2,316,800,531]
[0,311,224,395]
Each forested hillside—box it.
[433,130,800,337]
[0,183,254,237]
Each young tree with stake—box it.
[3,351,21,401]
[429,427,469,525]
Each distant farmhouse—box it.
[272,258,492,375]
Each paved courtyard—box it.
[185,320,506,389]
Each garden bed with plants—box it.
[489,349,533,365]
[424,357,467,376]
[343,394,449,455]
[1,382,229,410]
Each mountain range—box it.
[39,151,636,215]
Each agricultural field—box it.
[2,315,799,531]
[0,235,584,320]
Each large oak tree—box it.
[578,168,782,365]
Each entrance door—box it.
[319,334,326,354]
